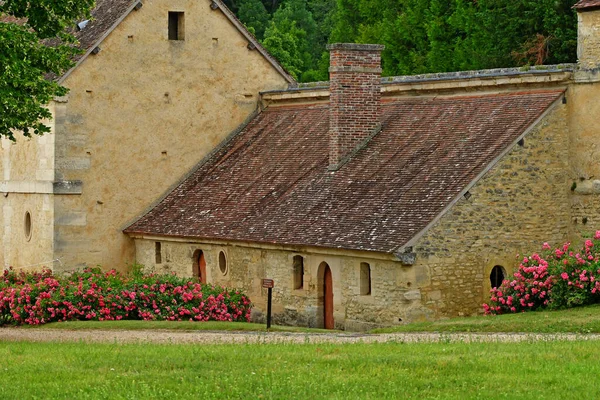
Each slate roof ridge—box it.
[266,64,575,94]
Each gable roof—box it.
[125,90,563,254]
[574,0,600,10]
[58,0,295,84]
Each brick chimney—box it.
[575,0,600,70]
[327,43,385,170]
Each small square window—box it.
[168,11,185,41]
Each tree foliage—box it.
[0,0,94,140]
[232,0,579,81]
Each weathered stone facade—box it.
[578,10,600,70]
[0,0,290,271]
[133,237,429,330]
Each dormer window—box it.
[168,12,185,41]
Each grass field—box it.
[0,340,599,399]
[373,304,600,334]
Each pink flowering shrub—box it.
[0,268,252,325]
[484,231,600,315]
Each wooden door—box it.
[198,251,207,284]
[324,265,334,329]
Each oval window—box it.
[219,251,228,275]
[24,211,32,241]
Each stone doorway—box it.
[318,262,334,330]
[192,250,207,284]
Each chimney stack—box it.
[327,43,385,170]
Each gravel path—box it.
[1,328,600,344]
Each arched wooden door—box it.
[324,264,334,330]
[193,250,207,284]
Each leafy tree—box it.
[0,0,95,141]
[262,21,303,79]
[238,0,271,39]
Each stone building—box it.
[0,0,293,271]
[5,0,600,330]
[124,0,600,330]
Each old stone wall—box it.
[578,10,600,70]
[134,238,430,331]
[413,101,571,318]
[566,80,600,242]
[0,104,57,270]
[52,0,289,271]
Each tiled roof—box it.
[574,0,600,9]
[125,90,564,254]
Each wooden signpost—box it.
[262,279,274,329]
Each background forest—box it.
[223,0,579,82]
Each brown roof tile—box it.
[574,0,600,10]
[125,91,564,254]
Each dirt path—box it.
[1,328,600,344]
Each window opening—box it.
[24,211,32,241]
[219,251,228,275]
[293,255,304,289]
[490,265,506,289]
[155,242,162,264]
[360,262,371,295]
[168,12,185,40]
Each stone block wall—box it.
[413,101,570,317]
[578,10,600,70]
[0,103,57,271]
[133,238,431,331]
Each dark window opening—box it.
[24,211,32,241]
[155,242,162,264]
[293,255,304,289]
[168,11,185,40]
[360,262,371,295]
[490,265,506,289]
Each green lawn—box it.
[0,340,599,399]
[373,304,600,334]
[26,320,334,333]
